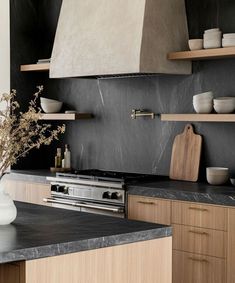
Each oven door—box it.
[43,197,125,218]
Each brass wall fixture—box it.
[131,109,156,120]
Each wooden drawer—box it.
[173,224,226,258]
[173,250,226,283]
[128,195,171,225]
[172,201,227,231]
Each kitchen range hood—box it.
[50,0,191,78]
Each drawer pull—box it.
[138,201,155,205]
[188,257,208,263]
[189,207,208,212]
[189,230,209,236]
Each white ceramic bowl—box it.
[214,103,235,114]
[40,102,63,113]
[193,102,213,114]
[203,38,222,49]
[204,28,220,34]
[214,97,235,104]
[206,167,229,185]
[204,32,222,41]
[222,38,235,47]
[193,91,214,100]
[223,33,235,39]
[40,97,61,104]
[188,39,203,51]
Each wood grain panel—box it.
[25,237,172,283]
[173,250,226,283]
[172,201,228,231]
[227,208,235,283]
[128,195,171,225]
[173,224,226,258]
[0,262,25,283]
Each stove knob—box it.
[57,186,65,193]
[102,191,112,199]
[111,192,122,200]
[51,185,58,192]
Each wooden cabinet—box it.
[0,263,24,283]
[128,195,233,283]
[128,195,171,225]
[173,250,226,283]
[3,179,51,206]
[172,201,227,231]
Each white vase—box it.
[0,181,17,225]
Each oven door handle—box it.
[43,198,124,213]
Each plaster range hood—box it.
[50,0,191,78]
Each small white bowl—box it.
[188,39,203,51]
[214,103,235,114]
[204,38,222,49]
[193,91,214,100]
[193,102,213,114]
[41,102,63,113]
[222,38,235,47]
[223,33,235,39]
[204,28,220,34]
[40,97,61,104]
[204,32,222,41]
[206,167,229,185]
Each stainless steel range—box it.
[45,170,151,218]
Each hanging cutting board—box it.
[170,124,202,182]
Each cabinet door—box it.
[172,201,227,231]
[173,250,226,283]
[128,195,171,225]
[0,263,25,283]
[3,179,51,206]
[227,208,235,283]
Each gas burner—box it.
[56,169,154,183]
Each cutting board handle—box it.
[183,124,194,134]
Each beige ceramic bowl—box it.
[188,39,203,51]
[206,167,229,185]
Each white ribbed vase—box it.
[0,181,17,225]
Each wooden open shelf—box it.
[20,63,50,72]
[39,113,93,120]
[168,47,235,61]
[161,114,235,122]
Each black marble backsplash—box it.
[10,0,235,178]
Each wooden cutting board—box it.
[170,124,202,182]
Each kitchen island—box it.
[0,202,172,283]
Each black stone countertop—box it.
[6,170,54,183]
[128,176,235,207]
[0,202,171,264]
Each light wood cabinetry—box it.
[128,195,233,282]
[3,179,51,206]
[173,224,226,258]
[173,250,226,283]
[0,238,172,283]
[172,201,227,231]
[128,195,171,225]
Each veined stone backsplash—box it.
[11,0,235,178]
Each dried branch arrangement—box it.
[0,86,65,175]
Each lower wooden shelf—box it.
[161,114,235,122]
[21,63,50,72]
[39,113,93,120]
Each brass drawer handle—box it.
[188,257,208,263]
[138,201,155,205]
[189,207,208,212]
[189,230,209,236]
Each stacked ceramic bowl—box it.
[213,97,235,113]
[40,97,63,113]
[193,91,214,114]
[222,33,235,47]
[203,28,222,49]
[206,167,229,185]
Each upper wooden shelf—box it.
[161,114,235,122]
[21,63,50,72]
[168,47,235,61]
[39,113,93,120]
